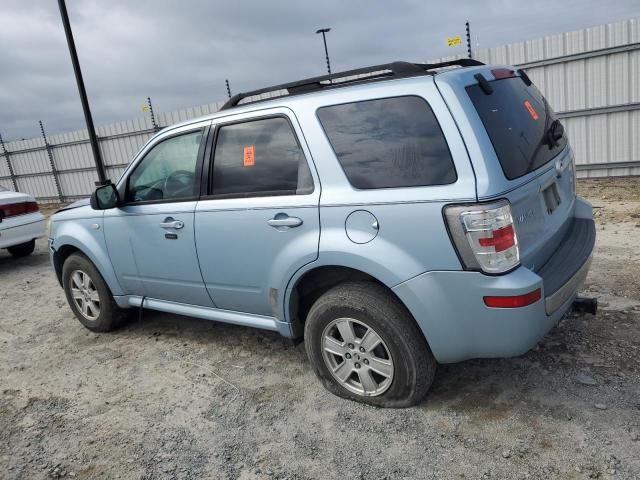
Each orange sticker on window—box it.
[524,100,539,120]
[243,145,255,167]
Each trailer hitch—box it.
[573,297,598,315]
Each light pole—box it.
[58,0,108,185]
[315,28,332,79]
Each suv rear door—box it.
[194,108,320,317]
[436,67,576,271]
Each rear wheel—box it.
[304,281,436,407]
[7,239,35,258]
[62,253,128,332]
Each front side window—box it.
[317,96,457,189]
[126,130,203,202]
[211,117,313,197]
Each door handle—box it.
[267,215,303,228]
[160,218,184,229]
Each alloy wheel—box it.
[70,270,101,321]
[321,318,394,396]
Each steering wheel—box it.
[163,170,195,198]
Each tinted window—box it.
[127,130,203,202]
[317,96,456,189]
[467,77,567,180]
[211,117,313,197]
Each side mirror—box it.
[90,183,120,210]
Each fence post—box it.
[39,120,64,202]
[146,96,159,132]
[0,132,19,192]
[225,79,232,99]
[465,21,473,59]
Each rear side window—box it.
[211,117,313,197]
[467,76,567,180]
[317,96,457,189]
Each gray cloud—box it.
[1,0,638,140]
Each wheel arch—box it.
[52,232,123,296]
[53,244,80,286]
[286,264,427,345]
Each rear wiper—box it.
[546,119,564,148]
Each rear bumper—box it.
[537,217,595,314]
[0,213,45,249]
[393,209,595,363]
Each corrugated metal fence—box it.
[0,102,224,203]
[1,18,638,203]
[458,17,640,178]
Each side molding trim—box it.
[114,295,292,336]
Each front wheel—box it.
[62,253,128,332]
[304,281,436,408]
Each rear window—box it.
[317,96,457,189]
[467,76,567,180]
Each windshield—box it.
[467,76,567,180]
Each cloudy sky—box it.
[1,0,638,140]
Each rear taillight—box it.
[0,201,39,220]
[444,200,520,274]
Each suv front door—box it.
[195,109,320,317]
[104,121,213,307]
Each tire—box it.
[7,239,35,258]
[61,252,128,332]
[304,281,436,408]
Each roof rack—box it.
[220,58,484,110]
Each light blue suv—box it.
[49,60,595,407]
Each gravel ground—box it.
[1,178,639,480]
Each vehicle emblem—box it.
[555,158,564,178]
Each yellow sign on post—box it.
[447,36,462,47]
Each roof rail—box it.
[220,58,484,110]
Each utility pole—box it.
[57,0,108,185]
[315,28,332,79]
[465,21,473,59]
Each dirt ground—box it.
[1,178,639,480]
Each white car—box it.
[0,186,45,258]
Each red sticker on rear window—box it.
[524,100,539,120]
